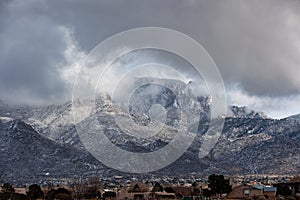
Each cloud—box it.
[74,48,208,104]
[206,0,300,97]
[0,0,85,104]
[44,0,300,97]
[0,0,299,117]
[227,85,300,119]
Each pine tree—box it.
[208,174,232,196]
[27,184,44,200]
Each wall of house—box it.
[249,189,263,197]
[263,191,276,200]
[228,186,250,198]
[227,186,263,199]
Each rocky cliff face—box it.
[0,78,299,184]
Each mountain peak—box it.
[227,105,268,119]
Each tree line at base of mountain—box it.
[0,183,44,200]
[0,177,102,200]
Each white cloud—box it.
[227,85,300,119]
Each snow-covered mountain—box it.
[0,77,299,184]
[0,119,104,184]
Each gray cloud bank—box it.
[0,0,299,118]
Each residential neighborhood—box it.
[0,175,299,200]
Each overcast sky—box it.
[0,0,300,118]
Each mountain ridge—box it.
[0,77,299,184]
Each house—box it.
[227,184,277,200]
[117,182,149,200]
[147,191,176,200]
[152,182,164,192]
[227,185,263,199]
[263,186,277,199]
[117,182,177,200]
[172,185,200,199]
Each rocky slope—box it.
[0,119,108,184]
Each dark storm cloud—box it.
[204,0,300,97]
[0,0,74,104]
[0,0,300,109]
[48,0,300,97]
